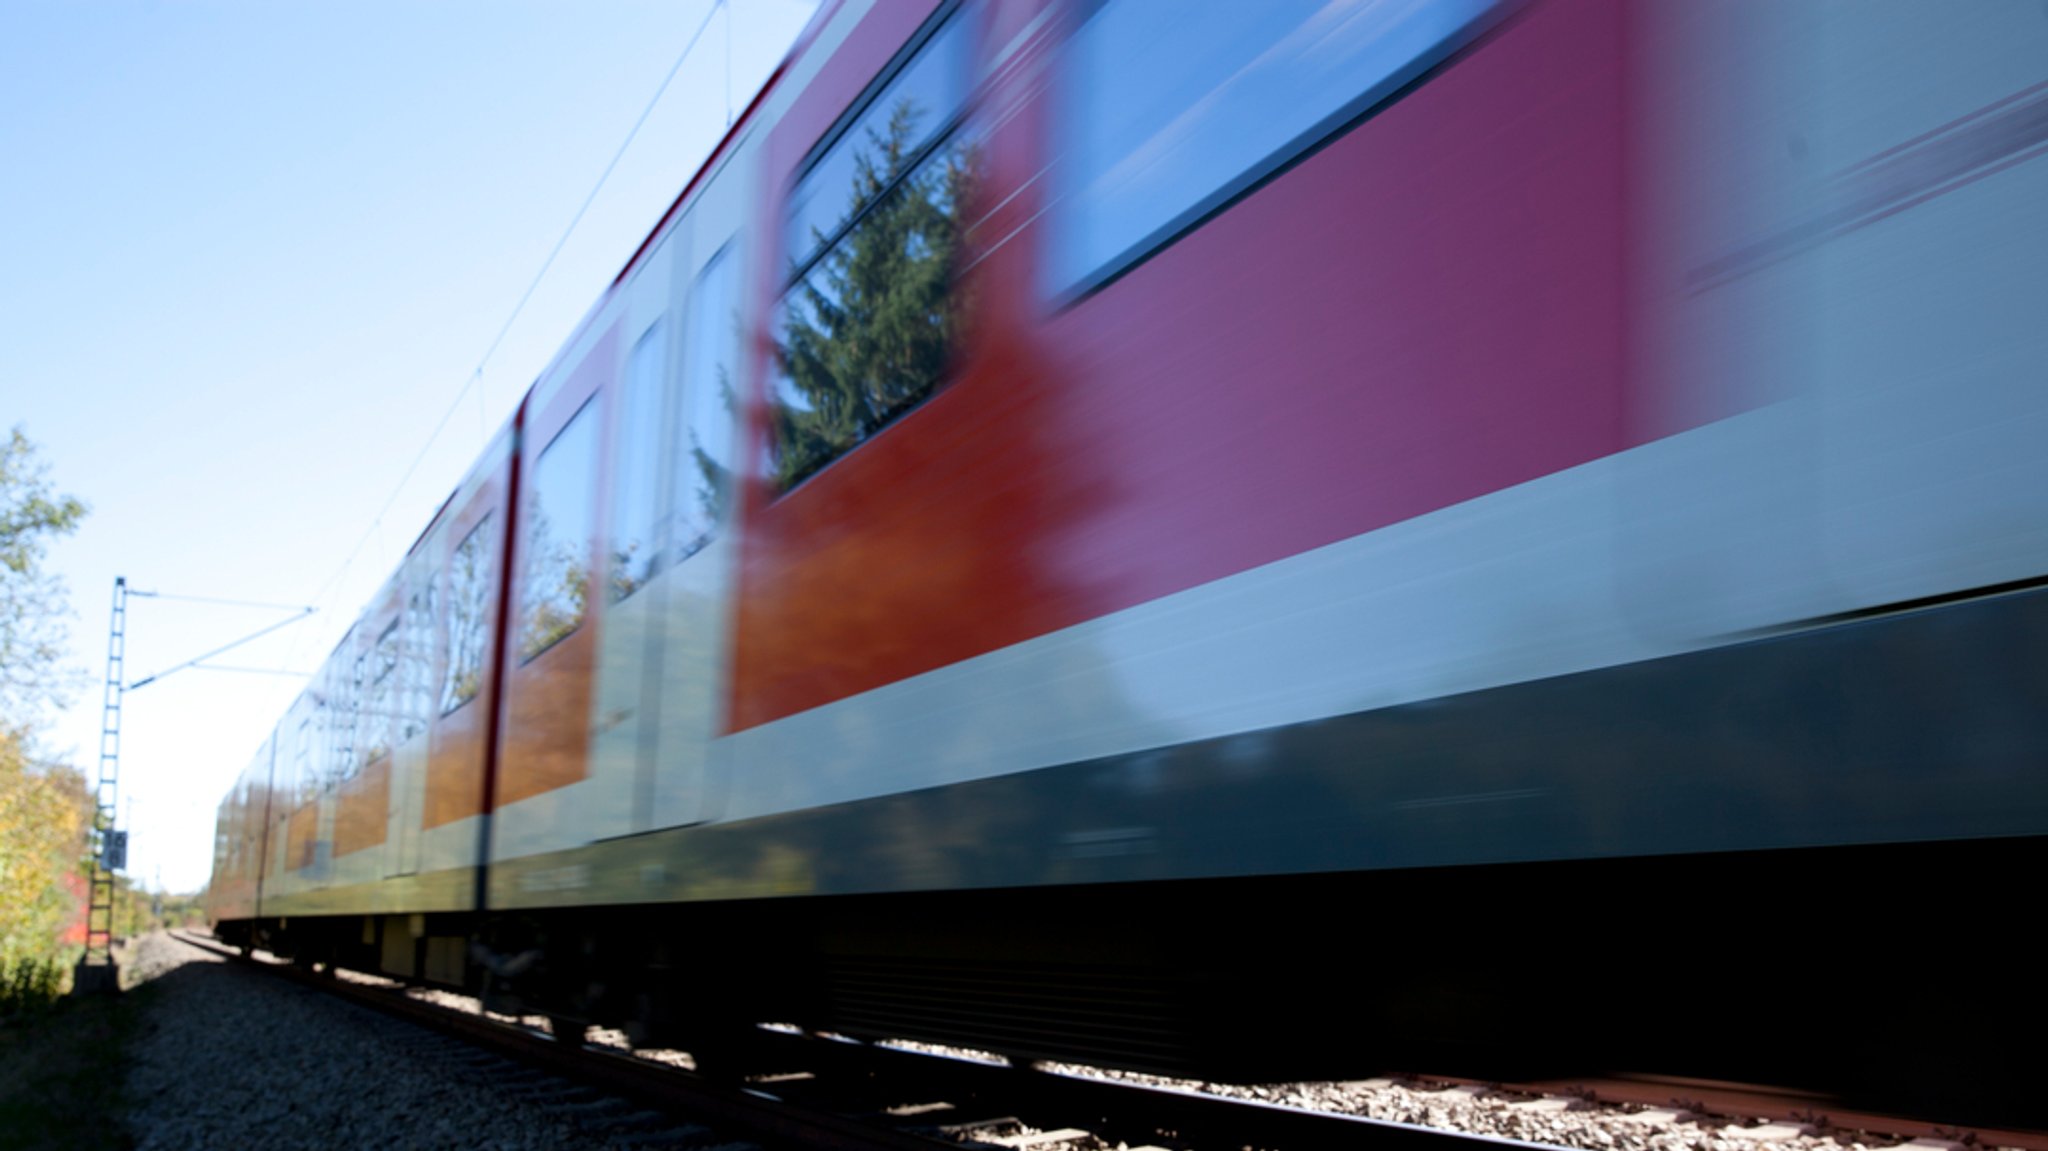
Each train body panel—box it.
[208,0,2048,1121]
[486,112,764,890]
[204,737,272,924]
[240,427,514,919]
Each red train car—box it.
[210,0,2048,1125]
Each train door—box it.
[335,605,399,887]
[645,231,745,832]
[537,223,740,848]
[589,238,681,841]
[386,555,435,878]
[1614,2,1833,647]
[492,329,617,869]
[415,438,511,911]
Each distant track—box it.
[171,929,1552,1151]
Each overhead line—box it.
[130,607,318,691]
[184,664,318,679]
[129,591,318,613]
[471,0,728,384]
[293,0,731,637]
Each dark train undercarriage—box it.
[218,834,2046,1132]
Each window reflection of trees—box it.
[771,34,980,493]
[361,620,399,765]
[402,585,435,740]
[609,323,667,604]
[327,661,357,787]
[520,402,598,661]
[682,361,736,551]
[441,517,492,714]
[521,504,589,658]
[677,246,740,557]
[294,717,314,804]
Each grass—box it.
[0,959,65,1019]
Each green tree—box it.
[0,429,92,1000]
[0,427,88,718]
[772,98,980,491]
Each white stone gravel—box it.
[121,933,734,1150]
[1028,1065,2027,1151]
[119,941,2026,1151]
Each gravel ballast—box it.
[121,933,739,1150]
[119,935,2029,1151]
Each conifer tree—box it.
[773,97,979,491]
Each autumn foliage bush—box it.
[0,428,92,1011]
[0,725,93,1009]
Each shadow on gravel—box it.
[0,980,145,1151]
[0,937,242,1151]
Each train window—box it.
[1047,0,1499,297]
[329,660,358,786]
[610,322,668,603]
[293,717,313,803]
[361,619,398,766]
[440,516,492,714]
[768,10,982,493]
[784,14,971,277]
[520,400,600,660]
[674,244,739,554]
[401,584,435,741]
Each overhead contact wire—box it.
[291,0,730,663]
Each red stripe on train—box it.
[730,0,1636,733]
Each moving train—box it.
[208,0,2048,1125]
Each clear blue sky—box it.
[2,0,818,893]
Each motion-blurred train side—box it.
[208,0,2048,1125]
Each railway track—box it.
[172,930,1540,1151]
[1407,1073,2048,1151]
[171,930,2042,1151]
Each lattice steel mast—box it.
[77,576,129,992]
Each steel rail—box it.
[174,931,954,1151]
[172,930,1562,1151]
